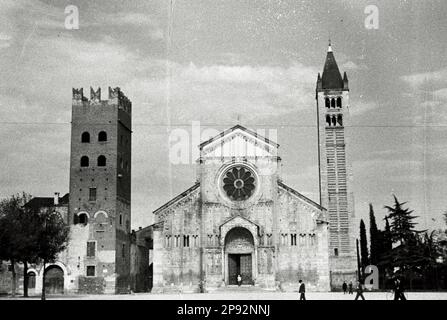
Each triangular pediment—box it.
[200,125,279,159]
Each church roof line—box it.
[219,214,261,232]
[153,183,200,215]
[278,181,326,212]
[199,124,279,150]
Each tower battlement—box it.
[72,87,132,114]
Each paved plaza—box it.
[2,290,447,300]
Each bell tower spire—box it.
[315,42,356,289]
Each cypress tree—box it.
[369,204,380,265]
[360,219,369,270]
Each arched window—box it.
[78,213,88,225]
[98,131,107,142]
[337,97,342,108]
[337,114,343,126]
[331,98,335,108]
[80,156,89,167]
[332,116,337,127]
[326,115,331,126]
[81,132,90,143]
[325,98,330,108]
[97,155,106,167]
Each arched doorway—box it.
[225,227,254,285]
[28,271,36,289]
[44,265,64,294]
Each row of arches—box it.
[81,131,107,143]
[80,155,107,167]
[26,262,67,294]
[326,114,343,127]
[325,97,342,109]
[73,210,108,225]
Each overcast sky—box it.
[1,0,446,232]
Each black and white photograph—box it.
[0,0,446,312]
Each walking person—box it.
[354,281,365,300]
[348,281,353,294]
[237,274,242,287]
[342,281,347,294]
[298,280,306,300]
[393,277,406,300]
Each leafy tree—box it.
[383,217,393,252]
[385,195,421,245]
[0,193,33,297]
[369,204,380,265]
[0,194,69,299]
[359,219,369,271]
[382,196,427,289]
[35,208,70,300]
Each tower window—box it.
[89,188,97,201]
[334,248,339,256]
[326,115,331,127]
[80,156,89,167]
[77,213,88,225]
[337,97,342,108]
[119,214,122,225]
[98,131,107,142]
[325,98,330,108]
[337,114,343,126]
[87,241,96,257]
[81,132,90,143]
[97,155,106,167]
[331,98,335,108]
[332,116,337,127]
[86,266,95,277]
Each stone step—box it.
[214,285,276,293]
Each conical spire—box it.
[321,41,343,90]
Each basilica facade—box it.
[151,44,357,292]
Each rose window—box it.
[222,166,256,201]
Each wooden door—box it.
[240,254,252,284]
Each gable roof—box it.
[153,183,200,215]
[278,181,325,212]
[24,193,69,209]
[199,124,279,150]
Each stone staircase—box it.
[213,285,277,293]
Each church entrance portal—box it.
[224,227,255,285]
[228,254,252,284]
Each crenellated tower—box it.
[316,42,357,288]
[68,87,132,294]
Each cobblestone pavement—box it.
[2,291,447,300]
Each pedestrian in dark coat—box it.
[354,281,365,300]
[298,280,306,300]
[348,281,353,294]
[393,278,406,300]
[342,281,347,294]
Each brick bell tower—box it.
[68,87,132,294]
[316,42,357,289]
